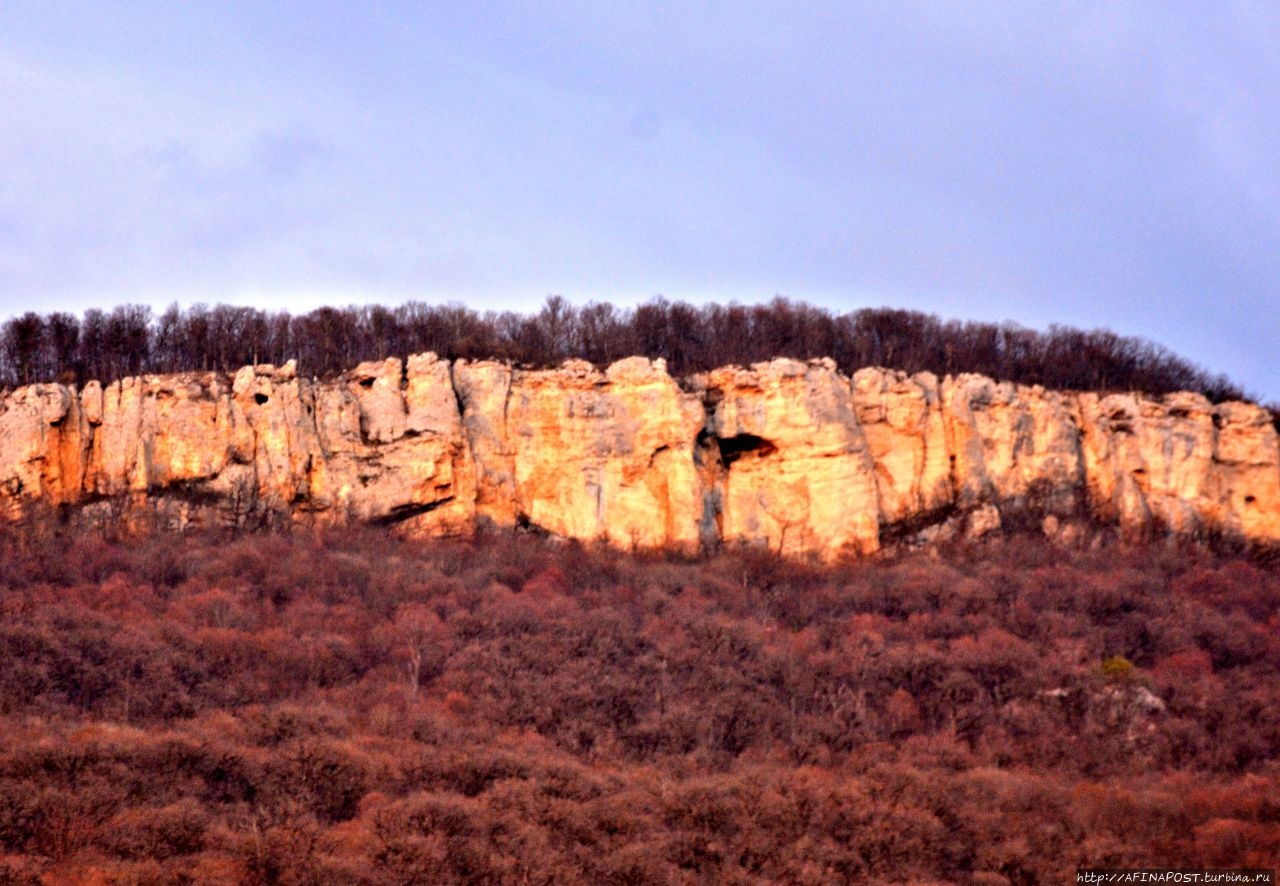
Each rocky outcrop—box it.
[455,357,705,549]
[698,359,880,559]
[937,374,1088,540]
[1078,391,1280,542]
[0,356,1277,557]
[850,368,951,526]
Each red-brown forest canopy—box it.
[0,527,1277,882]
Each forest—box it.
[0,296,1250,403]
[0,526,1276,883]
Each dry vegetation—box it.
[0,296,1248,402]
[0,527,1276,883]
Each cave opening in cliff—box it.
[716,433,778,466]
[254,393,269,405]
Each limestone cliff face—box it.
[698,359,880,559]
[455,357,704,549]
[850,368,951,526]
[1078,391,1280,543]
[1,355,1277,556]
[939,374,1087,538]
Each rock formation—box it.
[1,355,1277,557]
[698,359,880,559]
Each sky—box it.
[1,2,1277,400]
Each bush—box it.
[0,529,1274,879]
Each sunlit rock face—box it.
[451,359,518,527]
[0,358,475,533]
[459,356,706,550]
[0,383,87,518]
[940,374,1086,522]
[1079,392,1280,543]
[0,353,1277,556]
[309,354,476,535]
[850,368,952,526]
[699,359,881,558]
[1211,402,1280,543]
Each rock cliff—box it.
[1,355,1276,556]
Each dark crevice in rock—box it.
[878,505,959,546]
[80,423,97,495]
[372,496,456,526]
[648,444,670,469]
[446,360,468,425]
[514,512,552,537]
[158,481,224,507]
[694,431,726,548]
[717,433,777,466]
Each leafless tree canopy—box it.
[0,529,1276,880]
[0,296,1248,402]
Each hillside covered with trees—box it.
[0,297,1249,403]
[0,527,1276,882]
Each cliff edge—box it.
[1,355,1276,556]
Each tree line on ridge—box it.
[0,296,1248,402]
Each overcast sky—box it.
[1,2,1277,400]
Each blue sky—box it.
[1,2,1277,400]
